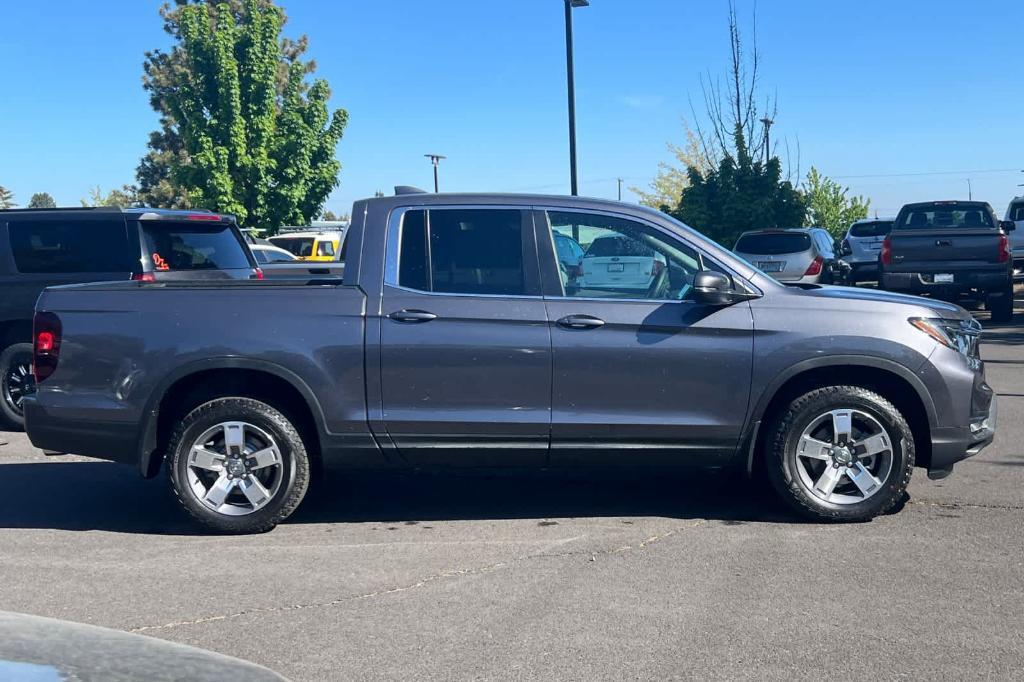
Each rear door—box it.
[378,207,552,466]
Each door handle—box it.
[389,309,437,323]
[557,314,605,330]
[935,240,953,247]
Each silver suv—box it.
[839,218,894,283]
[733,227,843,284]
[1004,197,1024,279]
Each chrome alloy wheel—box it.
[2,357,31,417]
[794,409,894,505]
[186,421,284,516]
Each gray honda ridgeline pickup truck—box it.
[24,194,996,533]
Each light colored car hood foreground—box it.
[0,611,287,682]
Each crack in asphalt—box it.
[908,499,1024,512]
[127,520,706,634]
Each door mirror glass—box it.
[1000,220,1016,232]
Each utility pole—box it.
[424,154,446,193]
[967,178,972,201]
[617,178,623,201]
[759,117,774,165]
[564,0,589,196]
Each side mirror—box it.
[692,270,734,306]
[1000,220,1016,232]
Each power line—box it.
[833,168,1020,180]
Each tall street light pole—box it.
[564,0,588,196]
[759,117,774,165]
[424,154,446,193]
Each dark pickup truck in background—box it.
[23,193,996,532]
[880,200,1016,323]
[0,207,259,428]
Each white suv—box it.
[839,218,894,283]
[1004,197,1024,279]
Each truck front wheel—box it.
[766,386,915,522]
[167,398,310,533]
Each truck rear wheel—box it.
[167,398,310,533]
[987,286,1014,324]
[766,386,914,522]
[0,343,33,431]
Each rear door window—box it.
[849,221,893,238]
[140,222,252,272]
[734,233,811,255]
[896,205,994,229]
[397,209,528,296]
[8,219,134,273]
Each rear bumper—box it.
[23,396,138,466]
[882,269,1009,293]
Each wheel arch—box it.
[745,356,936,474]
[138,358,327,479]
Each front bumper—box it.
[925,365,996,479]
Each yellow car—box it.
[268,231,343,262]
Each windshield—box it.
[734,232,811,255]
[141,222,252,271]
[270,236,315,257]
[849,221,893,238]
[896,205,993,230]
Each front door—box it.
[378,207,551,466]
[537,209,754,467]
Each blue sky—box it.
[2,0,1022,219]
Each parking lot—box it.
[0,299,1021,681]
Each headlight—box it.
[910,317,982,363]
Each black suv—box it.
[0,207,258,429]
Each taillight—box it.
[252,268,265,280]
[880,237,893,266]
[804,256,824,276]
[131,272,156,282]
[33,312,62,383]
[998,234,1011,264]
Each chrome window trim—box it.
[383,205,544,301]
[534,204,761,302]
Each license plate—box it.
[607,263,624,272]
[757,261,784,273]
[934,273,954,284]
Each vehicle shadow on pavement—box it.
[0,461,807,534]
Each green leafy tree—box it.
[27,192,57,209]
[81,185,139,207]
[803,166,870,237]
[139,0,347,231]
[631,122,711,210]
[670,3,805,246]
[0,186,14,209]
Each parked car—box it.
[839,218,894,283]
[880,200,1016,323]
[1003,196,1024,279]
[578,233,667,293]
[268,230,343,261]
[0,207,259,429]
[733,228,845,284]
[24,194,995,532]
[250,243,298,264]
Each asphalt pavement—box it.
[1,300,1022,681]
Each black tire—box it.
[766,386,914,522]
[0,343,33,431]
[167,398,310,533]
[987,286,1014,324]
